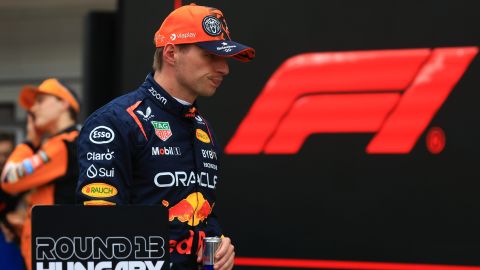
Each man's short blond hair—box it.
[152,48,164,71]
[152,45,191,71]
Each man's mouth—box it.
[209,77,223,88]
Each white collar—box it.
[173,97,192,106]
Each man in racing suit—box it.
[76,4,255,270]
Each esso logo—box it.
[89,126,115,144]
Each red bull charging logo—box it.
[168,192,213,226]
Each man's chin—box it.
[33,121,49,133]
[199,88,217,97]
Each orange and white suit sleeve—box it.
[0,138,68,195]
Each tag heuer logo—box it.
[151,121,172,141]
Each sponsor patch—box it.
[184,107,197,118]
[168,192,212,226]
[82,183,118,198]
[87,149,114,161]
[155,34,165,44]
[196,129,211,144]
[151,121,172,141]
[170,32,196,41]
[83,200,116,206]
[203,162,217,170]
[89,126,115,144]
[195,115,205,125]
[86,164,115,179]
[152,146,181,156]
[201,149,217,160]
[217,42,237,53]
[202,15,222,36]
[148,87,167,105]
[154,171,217,189]
[136,106,154,121]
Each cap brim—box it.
[196,40,255,62]
[18,86,38,110]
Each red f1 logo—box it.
[226,47,478,154]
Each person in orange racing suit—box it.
[0,133,25,270]
[76,4,255,270]
[0,78,80,270]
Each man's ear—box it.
[163,43,176,66]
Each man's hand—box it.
[0,210,25,243]
[26,112,42,148]
[0,221,16,242]
[197,237,235,270]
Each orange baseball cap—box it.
[154,3,255,62]
[19,78,80,113]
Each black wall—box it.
[86,0,480,267]
[83,12,116,118]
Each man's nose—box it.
[216,57,229,76]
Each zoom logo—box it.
[225,47,478,154]
[148,87,167,105]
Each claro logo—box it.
[226,47,478,154]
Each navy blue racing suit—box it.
[76,73,223,269]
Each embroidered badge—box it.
[151,121,173,141]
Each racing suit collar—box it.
[142,73,198,118]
